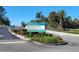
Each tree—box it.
[4,17,10,26]
[73,18,79,28]
[65,16,73,28]
[57,10,66,30]
[32,9,79,30]
[36,12,41,19]
[0,6,5,15]
[0,6,5,25]
[48,11,60,30]
[21,21,26,27]
[0,6,10,26]
[35,11,44,20]
[0,16,5,25]
[31,11,45,23]
[48,11,56,28]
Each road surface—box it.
[0,27,79,52]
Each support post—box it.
[21,28,22,36]
[30,32,31,40]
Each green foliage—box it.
[21,21,26,27]
[35,12,44,19]
[12,29,27,35]
[31,33,65,44]
[66,29,79,34]
[0,6,10,26]
[0,6,5,15]
[32,10,79,30]
[4,17,10,26]
[48,11,57,27]
[12,29,67,45]
[36,12,41,18]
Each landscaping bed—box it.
[30,33,68,45]
[12,29,68,45]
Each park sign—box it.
[26,22,46,33]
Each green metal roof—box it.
[27,22,47,25]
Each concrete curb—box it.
[8,28,30,41]
[8,29,69,46]
[8,28,44,45]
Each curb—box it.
[8,29,69,47]
[8,28,30,41]
[8,28,43,45]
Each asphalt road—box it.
[0,27,79,52]
[0,27,20,40]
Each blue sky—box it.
[4,6,79,26]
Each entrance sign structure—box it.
[26,22,47,38]
[26,22,46,33]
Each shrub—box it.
[12,29,68,45]
[31,33,67,45]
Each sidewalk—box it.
[46,30,79,37]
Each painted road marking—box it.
[0,35,3,37]
[0,41,26,44]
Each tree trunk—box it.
[59,18,63,31]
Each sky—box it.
[4,6,79,26]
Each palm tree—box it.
[36,12,42,19]
[48,11,57,29]
[57,10,66,31]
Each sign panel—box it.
[26,22,46,33]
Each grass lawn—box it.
[47,28,79,34]
[65,28,79,34]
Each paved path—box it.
[0,28,79,52]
